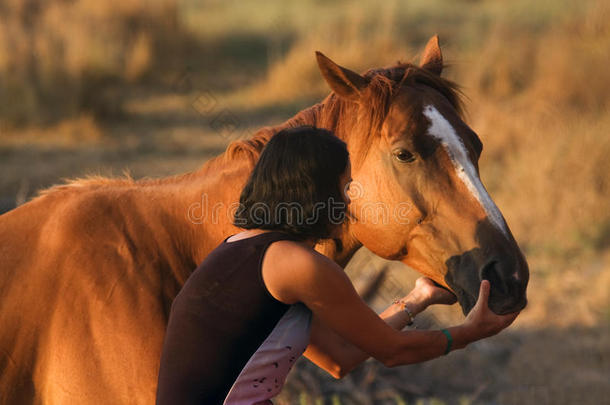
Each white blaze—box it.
[423,104,509,238]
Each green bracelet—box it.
[440,329,452,355]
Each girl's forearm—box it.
[332,292,430,376]
[384,324,474,367]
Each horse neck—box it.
[153,158,247,263]
[172,95,363,272]
[133,173,213,284]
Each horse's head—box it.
[316,36,528,315]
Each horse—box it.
[0,36,528,404]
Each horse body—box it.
[0,37,528,404]
[0,145,362,404]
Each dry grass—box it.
[233,4,413,106]
[0,0,182,125]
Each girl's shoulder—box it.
[262,239,342,305]
[267,239,334,269]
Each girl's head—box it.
[233,126,351,241]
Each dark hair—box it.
[233,126,350,241]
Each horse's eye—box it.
[393,149,416,163]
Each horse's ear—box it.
[420,35,443,76]
[315,51,369,100]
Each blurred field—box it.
[1,0,609,404]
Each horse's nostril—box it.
[480,260,497,280]
[480,260,509,294]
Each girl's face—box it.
[326,160,352,240]
[338,159,353,206]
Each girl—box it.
[156,126,518,404]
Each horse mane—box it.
[365,62,464,115]
[223,62,463,164]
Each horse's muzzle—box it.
[444,249,529,315]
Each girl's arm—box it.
[263,241,519,375]
[303,286,425,378]
[303,277,454,378]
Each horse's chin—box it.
[489,296,528,315]
[452,282,528,316]
[452,284,477,316]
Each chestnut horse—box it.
[0,37,528,404]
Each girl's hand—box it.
[412,277,457,307]
[463,280,519,340]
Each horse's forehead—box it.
[382,94,422,139]
[383,90,463,149]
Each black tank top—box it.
[156,231,300,405]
